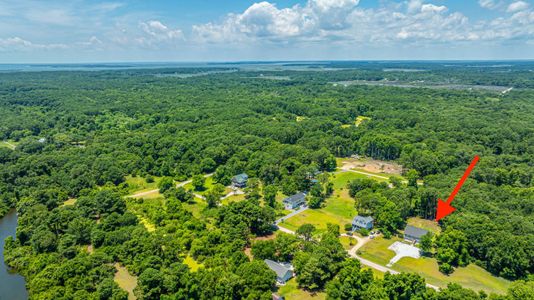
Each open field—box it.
[0,140,17,150]
[359,236,511,294]
[124,175,161,194]
[281,194,356,232]
[183,198,207,219]
[337,157,403,176]
[221,193,246,205]
[183,177,232,195]
[407,217,441,234]
[114,263,137,300]
[277,278,326,300]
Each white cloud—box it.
[421,4,448,14]
[507,1,530,13]
[479,0,500,9]
[140,20,183,40]
[0,37,67,51]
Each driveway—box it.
[275,205,308,225]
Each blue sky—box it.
[0,0,533,62]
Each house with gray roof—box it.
[404,225,429,244]
[264,259,294,284]
[352,215,374,231]
[231,173,248,188]
[283,192,306,210]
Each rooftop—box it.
[404,225,429,239]
[353,215,374,226]
[283,192,306,204]
[264,259,292,278]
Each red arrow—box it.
[435,155,480,221]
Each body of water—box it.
[0,210,28,300]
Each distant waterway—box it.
[0,210,28,300]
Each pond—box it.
[0,209,28,300]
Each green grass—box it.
[358,236,400,266]
[340,236,357,250]
[183,176,232,195]
[395,257,510,294]
[331,172,373,189]
[359,236,511,294]
[281,196,356,232]
[124,175,161,193]
[0,140,17,150]
[277,278,326,300]
[407,217,441,234]
[114,263,137,300]
[183,255,203,272]
[221,193,246,205]
[183,198,207,219]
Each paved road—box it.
[275,206,309,225]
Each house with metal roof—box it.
[404,225,429,244]
[352,215,374,231]
[282,192,306,210]
[231,173,248,188]
[264,259,294,284]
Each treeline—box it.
[0,66,532,297]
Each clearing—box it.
[337,157,403,176]
[114,263,137,300]
[407,217,441,234]
[359,236,511,294]
[277,278,326,300]
[124,175,161,194]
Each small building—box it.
[352,215,374,231]
[283,192,306,210]
[264,259,293,284]
[272,294,285,300]
[404,225,429,244]
[231,173,248,188]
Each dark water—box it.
[0,210,28,300]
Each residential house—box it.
[352,215,374,231]
[283,192,307,210]
[231,173,248,188]
[264,259,294,284]
[404,225,429,244]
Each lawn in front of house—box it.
[281,197,356,232]
[277,278,326,300]
[358,236,511,295]
[183,176,232,195]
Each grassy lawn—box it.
[62,198,77,206]
[124,175,161,193]
[221,193,246,205]
[277,278,326,300]
[407,217,441,234]
[395,257,510,294]
[358,236,400,266]
[331,171,374,190]
[340,236,357,250]
[183,198,207,219]
[114,263,137,300]
[183,255,203,272]
[183,177,232,195]
[359,236,511,294]
[0,140,17,150]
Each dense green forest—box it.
[0,62,533,299]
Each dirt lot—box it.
[339,157,403,175]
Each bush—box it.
[439,263,453,275]
[145,175,155,183]
[359,228,370,236]
[344,223,353,232]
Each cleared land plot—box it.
[221,193,246,205]
[407,217,441,234]
[359,236,511,294]
[114,263,137,300]
[277,278,326,300]
[183,198,207,219]
[124,175,161,194]
[0,141,17,150]
[281,195,356,232]
[183,177,232,195]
